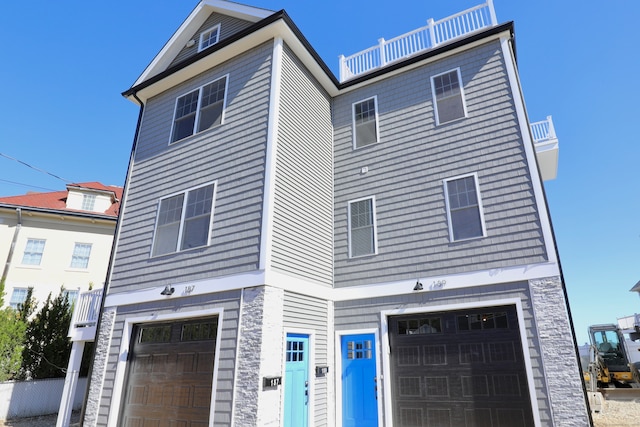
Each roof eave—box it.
[0,203,118,222]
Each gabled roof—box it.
[0,182,123,218]
[134,0,274,87]
[631,280,640,293]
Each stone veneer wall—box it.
[82,306,116,427]
[232,286,285,426]
[529,276,591,426]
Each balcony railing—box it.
[530,116,557,145]
[530,116,559,181]
[339,1,498,82]
[68,288,103,341]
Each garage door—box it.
[388,305,534,427]
[119,317,218,427]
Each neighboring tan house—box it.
[0,182,121,310]
[75,1,588,426]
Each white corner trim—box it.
[260,37,284,275]
[499,36,558,266]
[107,308,224,427]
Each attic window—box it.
[199,24,220,51]
[82,194,96,211]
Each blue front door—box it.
[284,333,309,427]
[341,333,378,427]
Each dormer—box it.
[65,184,117,214]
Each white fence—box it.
[0,377,87,420]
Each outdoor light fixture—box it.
[160,285,175,296]
[413,281,423,291]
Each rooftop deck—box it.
[68,288,102,341]
[338,1,498,82]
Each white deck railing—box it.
[618,314,640,331]
[530,116,557,145]
[70,288,103,328]
[339,1,498,82]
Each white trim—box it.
[352,95,380,150]
[229,288,244,426]
[150,180,218,257]
[169,74,229,144]
[198,24,221,52]
[499,36,558,265]
[379,298,542,427]
[443,172,487,242]
[347,195,378,258]
[335,328,383,427]
[282,329,315,427]
[107,308,224,427]
[260,37,284,274]
[431,67,468,126]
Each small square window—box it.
[432,68,467,125]
[444,174,485,241]
[199,24,221,51]
[82,194,97,211]
[22,239,46,265]
[353,97,379,148]
[70,243,92,269]
[348,197,377,257]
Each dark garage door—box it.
[389,305,534,427]
[120,317,218,427]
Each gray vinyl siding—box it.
[333,282,552,425]
[270,44,333,286]
[97,291,241,427]
[333,40,547,288]
[283,291,330,427]
[110,43,273,294]
[169,12,257,68]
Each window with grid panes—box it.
[432,69,466,124]
[171,76,227,143]
[445,175,484,241]
[70,243,92,269]
[22,239,46,265]
[349,197,376,257]
[353,97,378,148]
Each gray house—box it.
[77,1,589,426]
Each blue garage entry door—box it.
[341,333,379,427]
[284,333,309,427]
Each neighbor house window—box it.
[22,239,46,265]
[82,194,96,211]
[444,174,486,241]
[199,24,221,51]
[353,96,379,148]
[70,243,92,269]
[62,289,79,306]
[171,75,228,143]
[9,287,30,310]
[348,197,377,257]
[432,68,467,125]
[152,183,216,256]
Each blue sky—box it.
[1,1,638,344]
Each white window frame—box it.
[9,287,30,310]
[352,96,380,149]
[81,194,96,211]
[198,24,221,51]
[150,182,217,257]
[431,68,468,125]
[21,238,46,266]
[169,74,229,144]
[70,242,92,269]
[443,172,487,242]
[347,196,378,258]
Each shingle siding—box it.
[110,43,273,294]
[333,41,547,288]
[169,12,257,68]
[270,44,333,286]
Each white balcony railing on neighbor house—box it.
[530,116,559,181]
[339,1,498,82]
[530,116,557,144]
[618,314,640,331]
[68,288,103,341]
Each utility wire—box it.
[0,178,58,192]
[0,152,72,184]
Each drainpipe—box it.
[1,207,22,289]
[78,92,145,426]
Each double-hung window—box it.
[171,75,228,143]
[352,96,379,148]
[444,174,486,241]
[70,243,92,269]
[348,197,377,257]
[198,24,221,51]
[152,183,216,256]
[22,238,46,265]
[432,68,467,125]
[9,287,30,310]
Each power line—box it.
[0,178,58,192]
[0,152,72,184]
